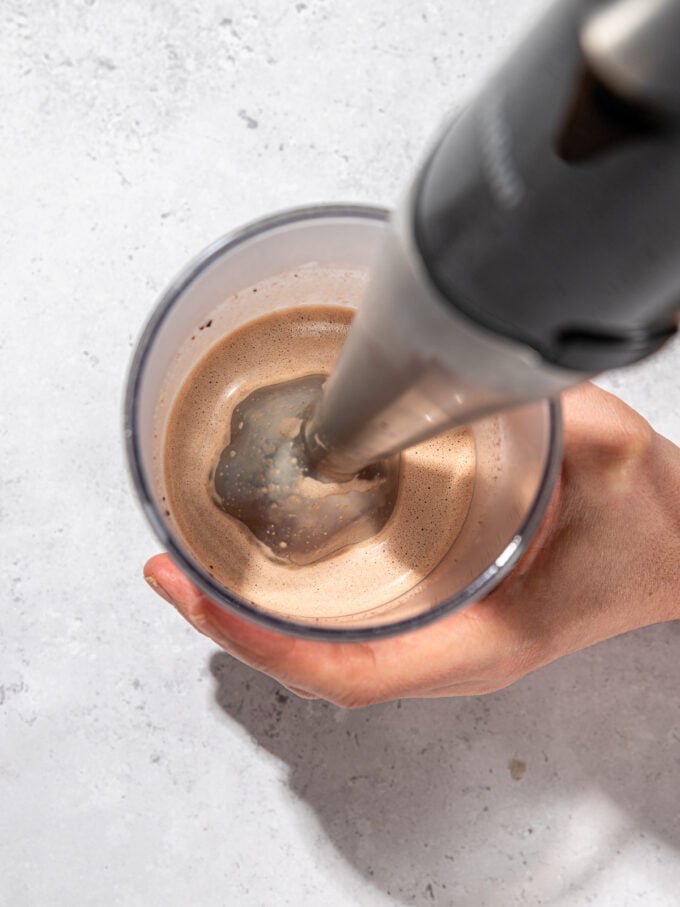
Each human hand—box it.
[144,384,680,707]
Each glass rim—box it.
[124,203,563,642]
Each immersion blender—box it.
[305,0,680,477]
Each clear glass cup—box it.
[125,205,562,641]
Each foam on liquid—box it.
[163,270,475,621]
[211,374,401,565]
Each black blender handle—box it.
[413,0,680,372]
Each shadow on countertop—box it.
[208,622,680,906]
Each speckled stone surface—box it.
[1,1,679,905]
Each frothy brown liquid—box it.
[164,290,475,621]
[211,374,401,565]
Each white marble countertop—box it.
[2,1,679,904]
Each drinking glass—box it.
[125,205,562,640]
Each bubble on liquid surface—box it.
[211,375,399,566]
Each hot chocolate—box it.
[163,271,475,621]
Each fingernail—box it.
[183,608,230,647]
[285,685,319,701]
[145,574,176,607]
[193,614,260,662]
